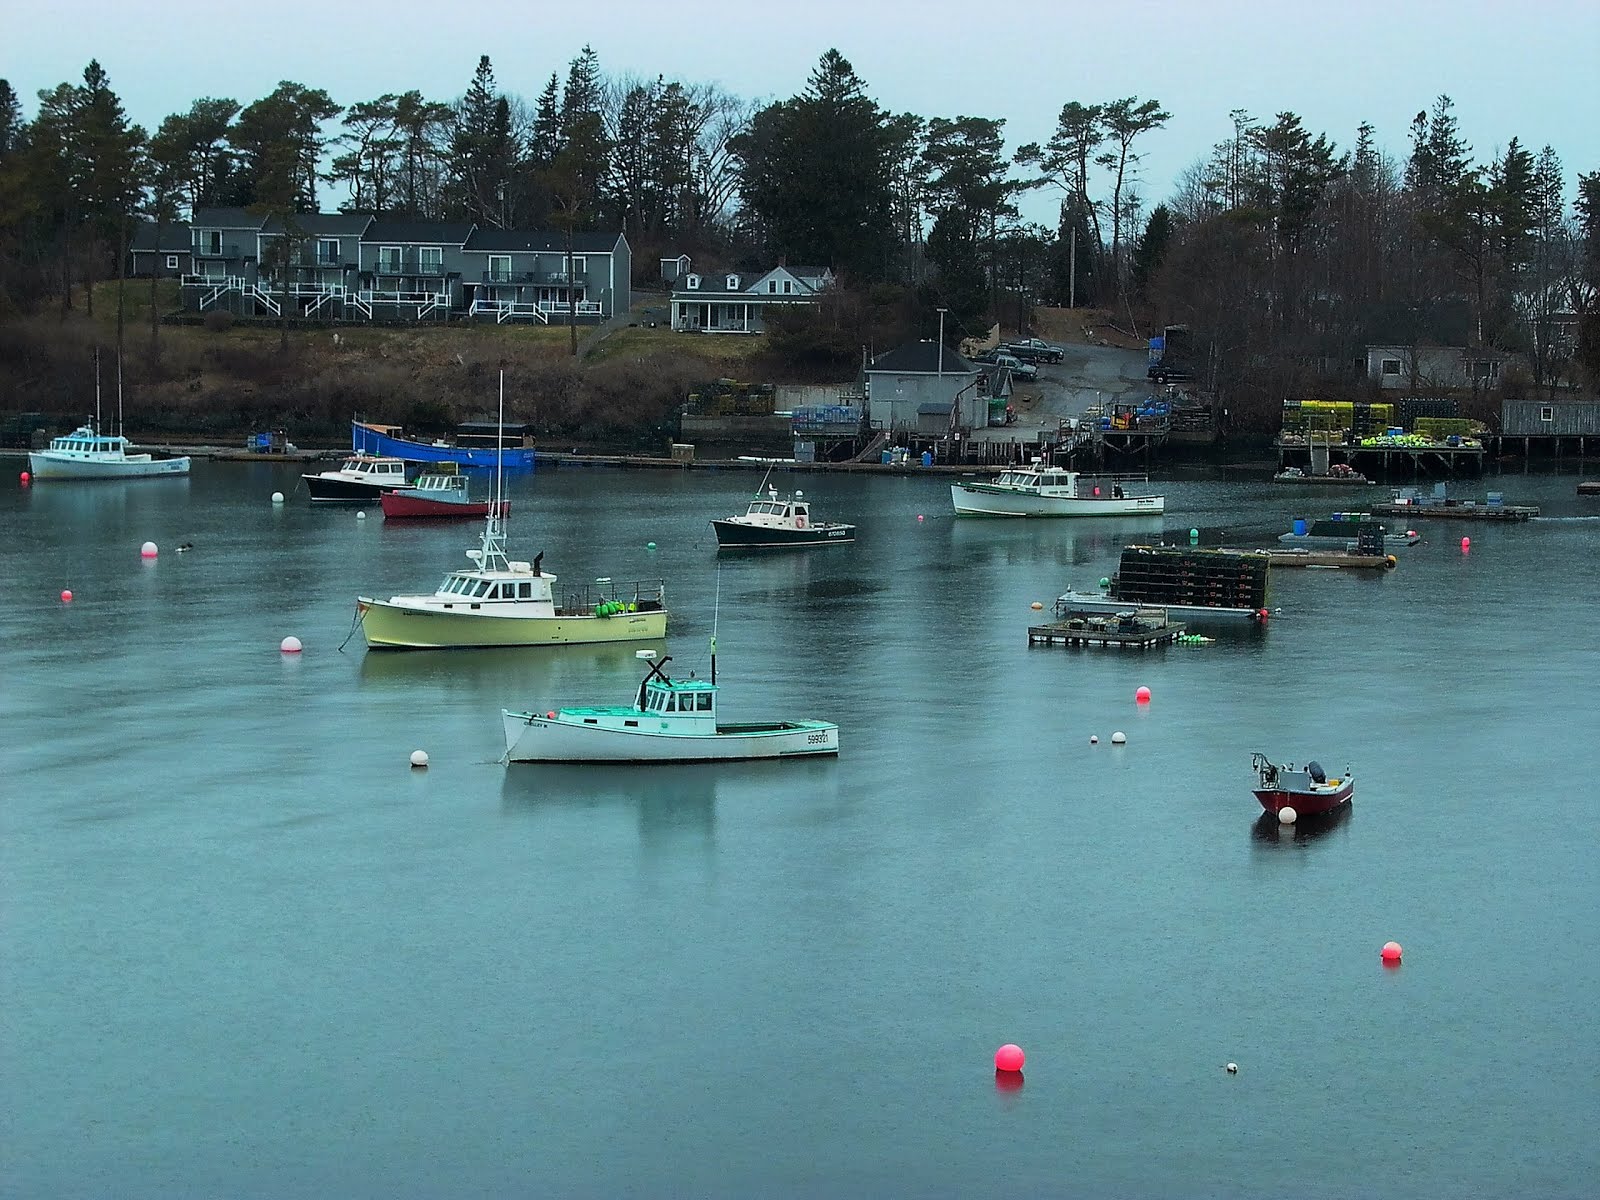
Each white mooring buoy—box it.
[410,749,430,768]
[1110,731,1127,745]
[271,491,285,504]
[1278,806,1298,824]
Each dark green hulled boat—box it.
[711,485,856,549]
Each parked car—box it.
[1003,337,1064,364]
[1147,361,1194,384]
[972,350,1038,382]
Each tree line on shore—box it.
[0,49,1596,436]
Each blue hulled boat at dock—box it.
[352,419,536,470]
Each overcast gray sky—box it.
[8,0,1596,226]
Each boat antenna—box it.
[711,567,720,685]
[116,349,124,438]
[495,367,505,522]
[94,346,102,431]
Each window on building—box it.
[418,246,443,274]
[1470,360,1499,381]
[768,281,777,293]
[317,238,339,265]
[686,275,699,290]
[727,274,739,288]
[488,254,511,282]
[783,280,793,294]
[378,246,402,272]
[1540,405,1554,422]
[165,255,179,270]
[1381,358,1401,376]
[197,230,223,255]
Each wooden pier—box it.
[1028,609,1186,649]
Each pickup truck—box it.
[1003,338,1064,364]
[972,351,1038,382]
[1147,361,1194,385]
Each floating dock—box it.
[1370,501,1538,522]
[1263,549,1396,570]
[1029,609,1187,649]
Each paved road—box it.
[978,343,1151,441]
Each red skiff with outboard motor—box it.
[1251,752,1353,816]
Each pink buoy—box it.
[1460,536,1470,551]
[19,471,30,485]
[546,711,556,719]
[140,541,159,559]
[917,514,924,522]
[1381,941,1403,963]
[279,636,303,654]
[994,1043,1025,1072]
[1135,686,1151,703]
[1093,486,1101,496]
[60,589,73,603]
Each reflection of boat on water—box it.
[501,761,722,838]
[1252,803,1353,844]
[358,639,666,694]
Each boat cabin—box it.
[992,465,1081,495]
[740,487,810,528]
[637,678,718,726]
[413,470,470,496]
[434,562,555,607]
[47,426,131,456]
[333,455,409,483]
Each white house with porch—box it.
[671,264,834,334]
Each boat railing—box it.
[556,578,668,614]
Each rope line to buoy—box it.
[336,607,362,653]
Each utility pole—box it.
[937,307,947,377]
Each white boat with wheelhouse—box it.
[27,425,191,480]
[302,454,412,502]
[503,648,839,763]
[951,462,1164,517]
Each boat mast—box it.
[94,347,102,431]
[116,350,124,437]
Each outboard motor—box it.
[1306,761,1327,784]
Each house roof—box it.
[263,212,374,236]
[868,341,978,375]
[361,221,476,246]
[129,219,192,254]
[462,229,622,253]
[192,207,269,230]
[785,265,831,281]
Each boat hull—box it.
[1278,532,1417,550]
[358,599,667,649]
[379,492,507,519]
[951,483,1164,517]
[1254,779,1353,815]
[26,452,191,480]
[503,711,840,763]
[304,475,400,502]
[353,422,536,470]
[711,519,855,548]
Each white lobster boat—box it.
[502,648,839,763]
[27,425,191,480]
[951,463,1164,517]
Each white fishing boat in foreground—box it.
[951,462,1163,516]
[27,426,191,480]
[503,647,839,763]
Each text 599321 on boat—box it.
[502,648,839,763]
[951,463,1164,517]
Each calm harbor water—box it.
[2,463,1597,1198]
